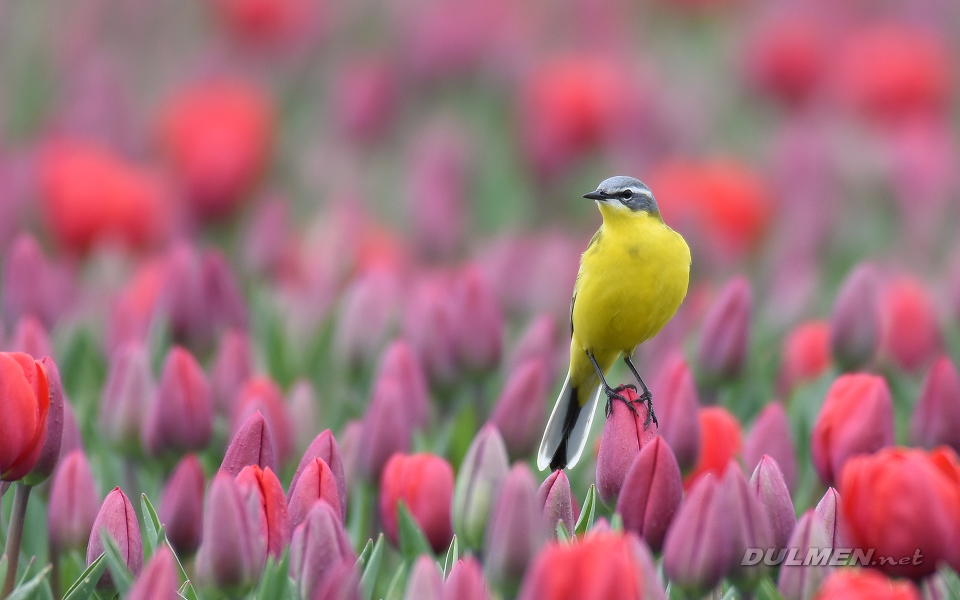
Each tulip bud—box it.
[450,266,503,373]
[158,243,206,342]
[334,57,397,144]
[724,463,776,588]
[60,401,83,458]
[911,356,960,452]
[663,474,736,596]
[811,373,894,485]
[597,388,658,505]
[232,376,294,464]
[9,315,53,359]
[159,454,205,557]
[48,450,99,553]
[334,269,401,368]
[697,277,752,381]
[685,406,742,490]
[830,263,880,370]
[776,511,831,600]
[358,378,412,481]
[508,314,559,380]
[100,342,153,450]
[2,234,55,327]
[743,401,798,492]
[196,473,265,593]
[289,457,342,530]
[650,352,700,470]
[142,347,213,456]
[537,470,575,537]
[879,277,942,373]
[127,545,179,600]
[373,340,431,430]
[311,560,361,600]
[444,558,490,600]
[211,329,253,416]
[289,501,355,600]
[404,556,444,600]
[813,569,921,600]
[749,455,796,551]
[0,352,51,481]
[237,465,290,558]
[407,125,469,259]
[814,487,850,548]
[23,356,64,485]
[490,358,549,458]
[453,424,510,549]
[289,430,347,521]
[403,278,460,386]
[220,410,278,477]
[380,453,454,553]
[616,436,683,553]
[484,464,545,590]
[87,487,143,589]
[201,249,248,334]
[778,321,831,394]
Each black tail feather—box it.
[549,385,582,470]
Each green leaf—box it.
[256,552,291,600]
[574,485,597,536]
[397,501,433,561]
[99,529,134,595]
[555,521,570,542]
[5,565,52,600]
[383,563,408,600]
[754,577,786,600]
[359,534,385,600]
[62,555,107,600]
[356,539,373,569]
[17,557,38,586]
[140,494,163,554]
[610,513,623,533]
[441,535,458,578]
[937,566,960,600]
[0,554,7,595]
[168,546,199,600]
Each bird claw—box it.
[640,390,658,429]
[603,388,640,419]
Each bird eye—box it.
[621,189,634,199]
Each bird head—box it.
[583,176,659,220]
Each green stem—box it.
[1,484,32,599]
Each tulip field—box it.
[2,1,960,599]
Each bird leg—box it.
[623,356,657,428]
[586,351,640,419]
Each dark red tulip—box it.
[237,465,290,558]
[127,545,179,600]
[289,501,355,600]
[159,454,205,556]
[288,457,342,530]
[23,356,64,485]
[491,358,549,458]
[0,351,51,481]
[289,430,346,521]
[616,436,683,553]
[597,388,658,504]
[380,453,454,553]
[221,410,277,477]
[650,352,700,470]
[743,401,797,493]
[48,450,99,553]
[684,406,742,490]
[537,470,575,538]
[100,342,153,450]
[142,346,213,456]
[87,487,143,589]
[911,356,960,452]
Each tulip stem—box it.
[1,484,32,599]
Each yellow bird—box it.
[537,176,691,471]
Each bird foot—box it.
[640,390,658,429]
[603,384,640,419]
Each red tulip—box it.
[911,356,960,452]
[490,358,549,458]
[380,453,454,553]
[879,277,942,373]
[779,321,831,394]
[23,356,64,485]
[596,388,658,504]
[814,569,921,600]
[0,351,51,481]
[616,436,683,553]
[288,457,342,530]
[288,430,347,522]
[742,14,827,106]
[215,0,320,50]
[87,487,143,589]
[517,531,665,600]
[649,352,700,470]
[159,80,273,221]
[743,402,797,493]
[811,374,894,485]
[159,454,205,557]
[830,263,880,371]
[237,465,290,558]
[839,446,960,580]
[684,406,742,490]
[232,376,294,463]
[143,347,213,456]
[48,450,100,553]
[696,277,753,380]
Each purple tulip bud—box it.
[650,352,701,470]
[444,557,490,600]
[100,342,153,450]
[450,266,503,373]
[744,402,798,493]
[289,430,346,521]
[663,474,736,596]
[697,277,752,381]
[288,457,342,529]
[211,329,253,416]
[87,487,143,589]
[596,389,658,505]
[404,555,444,600]
[48,450,99,553]
[373,340,431,430]
[453,424,510,549]
[127,545,179,600]
[334,57,397,144]
[508,314,559,381]
[911,356,960,452]
[724,462,775,588]
[288,380,319,455]
[749,455,796,550]
[491,358,549,458]
[334,269,401,368]
[289,501,355,600]
[142,346,213,456]
[9,315,52,359]
[484,464,545,588]
[201,249,248,334]
[358,378,411,481]
[814,487,850,548]
[243,196,290,276]
[232,377,295,464]
[407,126,468,259]
[220,410,277,477]
[311,559,361,600]
[23,356,64,485]
[616,436,683,553]
[403,278,459,386]
[537,470,575,538]
[159,454,205,557]
[59,401,83,458]
[158,243,206,342]
[777,511,832,600]
[196,473,265,593]
[830,263,880,371]
[2,234,53,327]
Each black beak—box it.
[583,191,608,201]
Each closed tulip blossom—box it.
[813,569,921,600]
[814,487,850,549]
[232,376,295,463]
[370,341,431,431]
[879,277,942,373]
[811,374,894,485]
[2,234,56,327]
[750,455,796,551]
[358,378,412,481]
[9,315,53,359]
[48,450,100,553]
[289,501,355,600]
[491,358,549,458]
[743,401,797,492]
[537,469,575,537]
[448,272,503,373]
[597,388,658,504]
[100,342,153,450]
[333,268,402,368]
[196,473,265,592]
[650,352,700,470]
[508,314,560,380]
[517,531,665,600]
[724,464,776,588]
[839,446,960,580]
[220,410,278,477]
[287,380,319,454]
[142,347,213,456]
[616,436,683,553]
[0,351,51,481]
[445,557,490,600]
[778,321,831,394]
[830,264,880,370]
[23,355,64,485]
[776,511,831,600]
[453,424,510,549]
[403,556,444,600]
[684,406,743,490]
[87,487,143,589]
[210,329,253,416]
[334,57,397,144]
[911,356,960,452]
[697,277,753,381]
[288,457,342,529]
[126,545,179,600]
[200,250,248,336]
[380,453,454,553]
[288,430,347,521]
[484,464,545,589]
[237,465,290,559]
[402,277,460,386]
[159,454,205,557]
